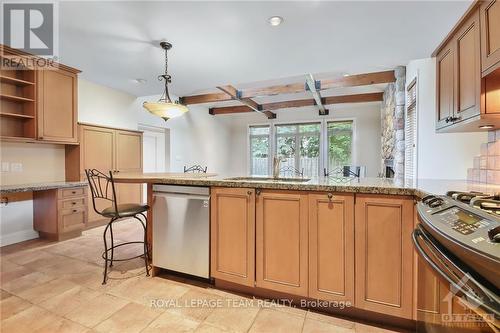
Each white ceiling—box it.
[59,1,471,98]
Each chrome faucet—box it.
[272,156,282,179]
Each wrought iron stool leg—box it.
[134,215,150,277]
[140,213,151,261]
[109,222,114,267]
[102,221,111,285]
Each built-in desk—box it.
[0,181,88,243]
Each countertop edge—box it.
[0,181,88,194]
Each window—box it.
[248,120,356,178]
[275,123,321,177]
[327,121,353,170]
[249,125,270,176]
[405,78,417,179]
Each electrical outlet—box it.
[1,162,9,172]
[10,163,23,172]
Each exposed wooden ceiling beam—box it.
[320,70,395,90]
[208,92,383,115]
[323,92,383,104]
[179,92,230,105]
[305,74,328,116]
[216,85,276,119]
[181,70,395,105]
[239,82,305,99]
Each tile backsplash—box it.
[467,130,500,184]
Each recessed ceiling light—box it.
[479,125,494,129]
[343,73,350,77]
[268,16,284,26]
[133,78,147,84]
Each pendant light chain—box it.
[143,41,189,121]
[159,43,172,103]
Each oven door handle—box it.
[413,227,463,289]
[413,226,500,317]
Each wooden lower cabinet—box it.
[355,194,414,319]
[210,188,417,321]
[33,187,88,240]
[308,193,354,303]
[256,190,308,297]
[210,187,255,287]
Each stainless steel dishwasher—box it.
[152,185,210,279]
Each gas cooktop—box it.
[417,191,500,289]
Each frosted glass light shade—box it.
[143,101,189,121]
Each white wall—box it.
[406,58,487,180]
[133,96,233,174]
[225,103,382,177]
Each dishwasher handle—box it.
[153,192,210,201]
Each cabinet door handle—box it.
[72,191,76,194]
[247,190,252,196]
[256,189,261,196]
[72,209,78,213]
[72,202,76,205]
[327,193,333,201]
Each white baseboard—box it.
[0,230,39,247]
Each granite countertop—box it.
[113,172,500,198]
[0,181,88,194]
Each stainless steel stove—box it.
[415,191,500,332]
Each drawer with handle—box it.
[58,197,87,210]
[58,187,86,199]
[59,206,86,232]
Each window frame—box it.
[248,124,272,176]
[325,119,356,171]
[247,118,357,177]
[405,76,418,180]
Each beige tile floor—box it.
[1,219,409,333]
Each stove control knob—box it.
[487,226,500,243]
[428,198,444,208]
[422,195,436,205]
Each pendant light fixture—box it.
[143,41,188,121]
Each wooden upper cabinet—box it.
[481,0,500,74]
[210,187,255,287]
[73,124,143,225]
[308,193,354,303]
[37,68,78,143]
[436,42,455,130]
[115,130,143,172]
[79,125,115,224]
[256,190,308,297]
[434,4,500,131]
[355,195,414,319]
[80,125,115,176]
[455,10,481,121]
[114,130,143,204]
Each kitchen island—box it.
[113,172,499,330]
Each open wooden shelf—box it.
[0,75,34,86]
[0,135,37,143]
[0,94,35,102]
[0,112,35,119]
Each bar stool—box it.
[85,169,150,284]
[183,165,208,173]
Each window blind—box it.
[405,78,417,179]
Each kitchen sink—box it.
[225,176,311,183]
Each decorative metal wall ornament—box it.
[143,41,188,121]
